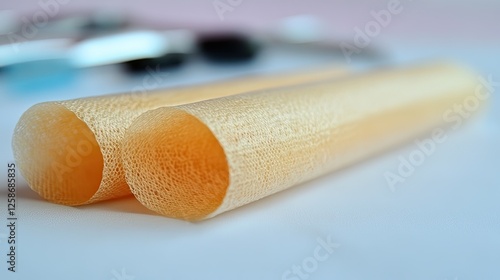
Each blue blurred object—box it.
[0,38,76,93]
[4,57,76,93]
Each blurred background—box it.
[1,0,499,151]
[0,0,499,279]
[1,0,499,105]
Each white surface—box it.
[0,42,499,280]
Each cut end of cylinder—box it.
[122,108,229,221]
[12,103,104,205]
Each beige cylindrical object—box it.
[12,67,347,205]
[121,63,483,221]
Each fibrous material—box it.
[13,63,482,221]
[12,67,347,206]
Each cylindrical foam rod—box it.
[121,63,483,221]
[12,67,347,205]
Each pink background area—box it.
[2,0,499,42]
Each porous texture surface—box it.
[12,67,346,205]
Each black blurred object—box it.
[197,33,260,63]
[123,53,188,72]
